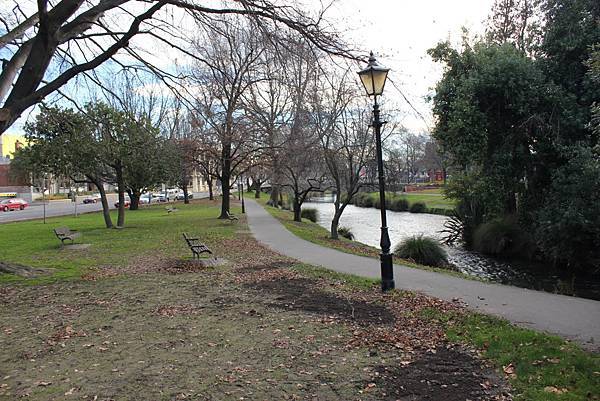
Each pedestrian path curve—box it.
[245,199,600,351]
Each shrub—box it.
[45,194,68,200]
[300,207,318,222]
[390,197,409,212]
[473,216,532,258]
[409,202,427,213]
[394,235,448,267]
[373,197,381,209]
[337,226,354,240]
[355,193,373,208]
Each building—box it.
[189,169,211,193]
[0,133,27,159]
[0,134,35,201]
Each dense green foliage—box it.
[534,145,600,269]
[300,207,318,223]
[393,235,448,267]
[429,0,600,269]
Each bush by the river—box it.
[390,198,409,212]
[473,217,533,258]
[300,208,318,223]
[337,226,354,240]
[409,202,427,213]
[358,193,374,208]
[394,235,448,267]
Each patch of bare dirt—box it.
[371,345,511,401]
[81,255,219,281]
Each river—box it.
[304,201,600,300]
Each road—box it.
[0,192,209,224]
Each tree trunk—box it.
[255,186,261,198]
[115,164,125,227]
[246,176,252,192]
[293,197,301,222]
[182,183,189,204]
[270,185,279,206]
[207,177,214,200]
[92,178,113,229]
[330,214,340,240]
[220,177,230,218]
[219,142,232,219]
[128,189,140,210]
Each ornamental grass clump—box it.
[337,226,355,240]
[394,235,448,267]
[473,216,532,258]
[300,208,318,223]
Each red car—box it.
[1,198,29,212]
[114,199,131,208]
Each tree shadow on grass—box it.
[246,277,395,326]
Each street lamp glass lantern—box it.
[358,52,390,97]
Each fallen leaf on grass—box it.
[64,387,76,395]
[502,363,516,378]
[544,386,568,394]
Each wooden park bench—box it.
[53,227,81,244]
[225,211,239,221]
[182,233,215,260]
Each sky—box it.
[321,0,494,132]
[4,0,495,136]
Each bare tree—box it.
[315,72,375,239]
[188,18,268,218]
[0,0,352,135]
[242,40,293,205]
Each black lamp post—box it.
[240,176,245,214]
[358,52,395,292]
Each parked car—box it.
[175,193,193,201]
[139,194,163,204]
[82,194,101,204]
[1,198,29,212]
[156,193,169,202]
[114,198,131,208]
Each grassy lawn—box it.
[400,192,455,209]
[0,199,598,401]
[0,199,240,284]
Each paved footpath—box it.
[245,199,600,351]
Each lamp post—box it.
[240,176,245,214]
[358,52,395,292]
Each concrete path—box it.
[245,199,600,351]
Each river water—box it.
[304,201,600,300]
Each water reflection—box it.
[304,201,600,300]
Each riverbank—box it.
[272,195,600,300]
[255,195,473,281]
[351,191,456,216]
